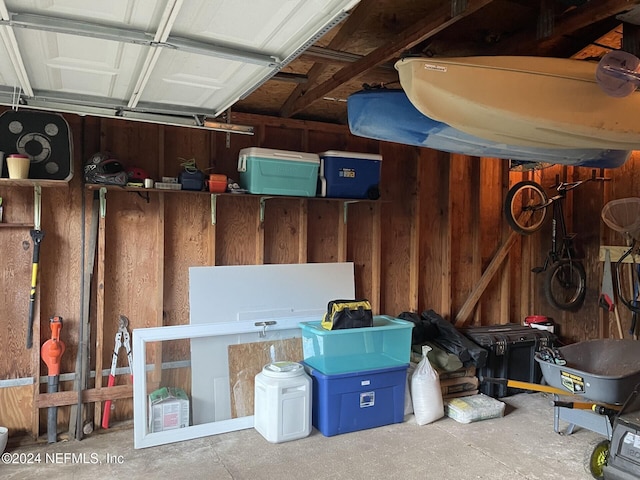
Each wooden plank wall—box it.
[0,107,637,440]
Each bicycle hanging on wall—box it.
[504,175,604,311]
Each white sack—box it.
[411,345,444,425]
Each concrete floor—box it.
[2,392,604,480]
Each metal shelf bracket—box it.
[33,185,41,230]
[99,187,107,218]
[259,196,274,223]
[210,194,218,225]
[343,200,359,224]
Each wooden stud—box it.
[370,203,382,314]
[150,191,165,391]
[408,192,420,313]
[337,202,347,263]
[439,154,452,318]
[499,164,511,324]
[471,158,481,325]
[298,199,308,263]
[256,199,265,266]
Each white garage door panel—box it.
[15,31,142,99]
[140,51,256,108]
[0,0,359,122]
[5,0,161,30]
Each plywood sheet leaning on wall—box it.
[0,385,32,436]
[227,337,302,418]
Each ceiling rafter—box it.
[282,0,495,118]
[498,0,640,56]
[280,0,373,118]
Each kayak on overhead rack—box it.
[394,56,640,151]
[347,88,630,169]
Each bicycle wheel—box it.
[504,181,548,235]
[544,258,587,311]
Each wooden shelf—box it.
[0,178,71,187]
[85,184,211,195]
[84,184,384,203]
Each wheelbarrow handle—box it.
[553,400,619,416]
[479,376,571,396]
[481,377,622,411]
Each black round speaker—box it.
[0,110,73,181]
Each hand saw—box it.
[599,248,615,311]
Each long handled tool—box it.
[600,248,624,340]
[102,315,133,429]
[630,263,640,339]
[41,316,65,443]
[26,228,45,349]
[480,376,621,412]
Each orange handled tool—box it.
[102,315,133,429]
[41,316,65,443]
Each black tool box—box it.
[460,323,556,398]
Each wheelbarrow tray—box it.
[534,339,640,405]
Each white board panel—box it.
[189,262,355,325]
[189,262,355,425]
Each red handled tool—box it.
[599,249,615,312]
[41,316,65,443]
[102,314,133,429]
[599,248,624,339]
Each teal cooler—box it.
[237,147,319,196]
[304,363,408,437]
[318,150,382,199]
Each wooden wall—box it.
[0,108,636,441]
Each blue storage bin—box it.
[304,363,408,437]
[299,315,413,375]
[237,147,319,197]
[318,150,382,199]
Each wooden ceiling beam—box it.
[280,0,373,118]
[499,0,640,55]
[299,46,395,71]
[283,0,496,118]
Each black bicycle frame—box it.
[535,191,574,272]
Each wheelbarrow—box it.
[534,339,640,406]
[533,339,640,479]
[482,339,640,479]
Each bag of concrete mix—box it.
[411,345,444,425]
